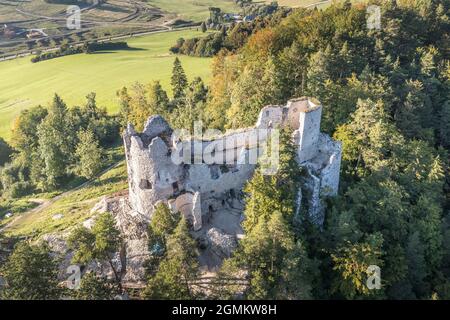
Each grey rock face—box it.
[90,196,121,214]
[206,227,237,259]
[142,115,172,143]
[42,196,150,286]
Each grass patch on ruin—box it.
[0,29,212,140]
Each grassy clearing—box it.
[0,198,40,220]
[146,0,240,21]
[0,144,128,236]
[19,0,68,15]
[1,157,129,238]
[0,29,212,140]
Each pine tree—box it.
[171,57,188,101]
[406,231,428,297]
[142,217,199,299]
[220,209,314,299]
[116,86,131,128]
[218,130,313,299]
[438,100,450,147]
[84,92,99,119]
[74,272,117,300]
[0,137,13,166]
[145,203,181,279]
[10,106,48,158]
[186,77,208,105]
[148,202,180,253]
[243,128,301,232]
[68,212,124,292]
[0,242,60,300]
[170,77,208,131]
[152,203,178,236]
[305,47,334,99]
[147,81,170,116]
[395,79,433,142]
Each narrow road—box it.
[1,0,330,61]
[0,23,192,62]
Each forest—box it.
[93,0,450,300]
[0,0,449,300]
[202,0,450,299]
[170,6,291,57]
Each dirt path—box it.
[0,161,123,233]
[304,0,332,8]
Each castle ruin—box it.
[123,97,342,269]
[40,97,343,285]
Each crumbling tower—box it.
[289,98,323,163]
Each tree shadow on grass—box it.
[91,175,125,187]
[90,47,147,54]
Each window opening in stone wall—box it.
[139,179,152,189]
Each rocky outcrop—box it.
[90,196,122,214]
[41,196,150,286]
[206,227,238,259]
[112,198,149,284]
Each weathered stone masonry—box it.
[123,97,342,231]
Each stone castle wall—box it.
[123,97,342,230]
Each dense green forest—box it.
[170,5,291,57]
[200,0,450,299]
[0,94,119,198]
[150,0,450,300]
[1,0,449,300]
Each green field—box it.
[0,29,212,140]
[271,0,327,7]
[147,0,240,21]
